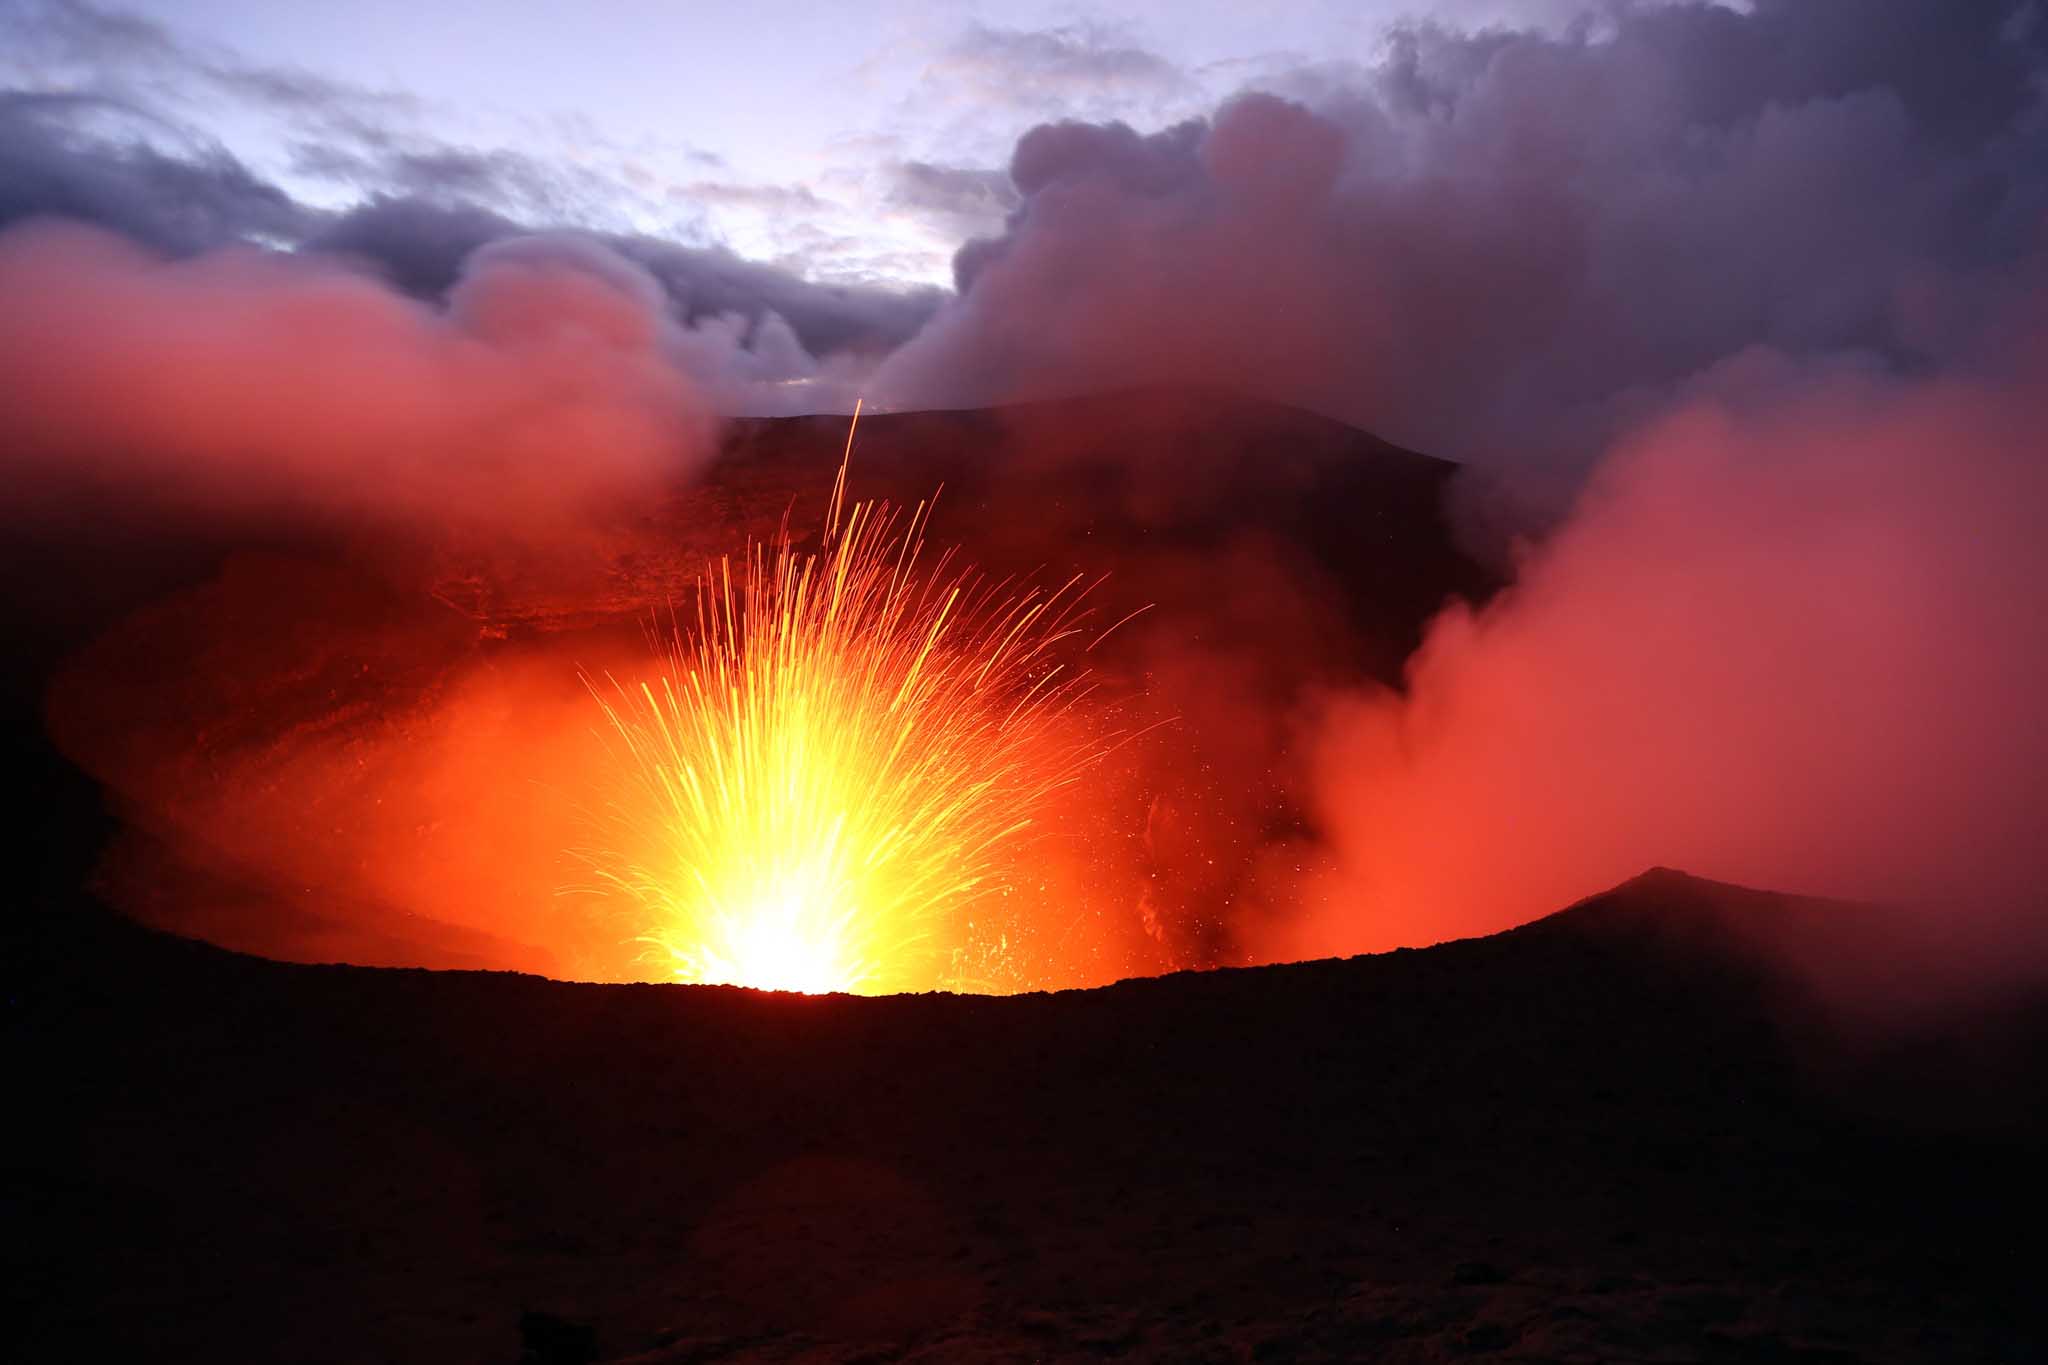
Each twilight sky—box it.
[3,0,2042,448]
[4,0,1609,285]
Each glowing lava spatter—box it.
[587,413,1107,995]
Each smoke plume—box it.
[877,0,2048,509]
[1266,323,2048,1001]
[0,220,714,541]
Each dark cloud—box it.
[0,101,939,376]
[7,0,422,140]
[1008,116,1206,198]
[8,2,677,235]
[301,193,518,296]
[0,90,315,251]
[878,0,2048,506]
[203,58,422,131]
[1611,0,2048,144]
[881,159,1019,258]
[614,232,941,359]
[296,144,552,204]
[3,2,943,369]
[887,160,1018,216]
[5,0,207,75]
[305,195,940,360]
[288,137,633,227]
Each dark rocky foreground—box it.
[9,871,2045,1363]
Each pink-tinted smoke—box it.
[1274,334,2048,993]
[0,220,714,542]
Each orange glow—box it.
[584,414,1108,994]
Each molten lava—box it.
[587,423,1106,994]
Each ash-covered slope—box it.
[12,870,2045,1362]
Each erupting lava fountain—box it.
[585,410,1118,995]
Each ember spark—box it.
[587,415,1106,994]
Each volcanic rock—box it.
[10,869,2045,1361]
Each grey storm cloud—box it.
[309,196,940,360]
[290,144,585,215]
[0,91,316,252]
[882,159,1020,250]
[613,234,941,358]
[876,0,2048,498]
[7,0,422,143]
[10,0,590,229]
[888,160,1018,214]
[0,102,939,368]
[300,193,519,296]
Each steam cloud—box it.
[0,222,724,543]
[1281,329,2048,978]
[878,0,2048,504]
